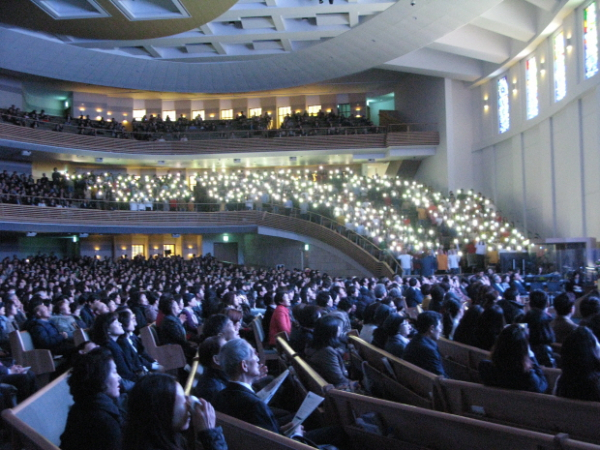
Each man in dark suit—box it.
[402,311,447,377]
[213,338,298,435]
[214,339,347,447]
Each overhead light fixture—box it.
[26,232,37,237]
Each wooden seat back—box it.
[437,337,488,382]
[328,389,600,450]
[72,328,89,347]
[216,411,314,450]
[139,325,186,371]
[9,330,56,378]
[438,378,600,445]
[1,372,72,450]
[250,316,278,364]
[349,335,441,410]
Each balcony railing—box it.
[0,117,439,156]
[0,199,398,277]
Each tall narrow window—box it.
[554,32,567,101]
[249,107,262,117]
[498,76,510,134]
[131,245,144,258]
[162,110,176,121]
[585,2,599,78]
[192,110,205,120]
[526,56,539,119]
[221,109,233,120]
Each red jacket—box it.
[268,305,291,346]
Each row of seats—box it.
[348,335,600,445]
[3,330,599,450]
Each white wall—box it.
[466,3,600,240]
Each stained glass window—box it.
[526,57,539,119]
[498,76,510,134]
[585,2,599,78]
[554,32,567,101]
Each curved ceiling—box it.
[0,0,581,93]
[0,0,237,40]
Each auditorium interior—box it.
[0,0,600,448]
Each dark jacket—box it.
[158,314,195,358]
[478,359,548,393]
[214,382,280,433]
[404,287,423,308]
[193,366,228,403]
[403,334,447,377]
[556,372,600,402]
[27,318,66,352]
[60,393,122,450]
[305,345,350,387]
[496,299,525,325]
[384,335,408,359]
[103,339,141,382]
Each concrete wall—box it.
[396,75,448,192]
[0,75,23,110]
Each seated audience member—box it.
[556,326,600,402]
[124,373,227,450]
[129,291,149,333]
[441,298,463,340]
[370,304,393,349]
[358,302,382,343]
[474,304,506,351]
[214,339,343,447]
[26,300,74,356]
[305,315,357,389]
[551,293,578,344]
[579,296,600,327]
[92,313,141,387]
[0,300,19,351]
[428,284,445,313]
[50,298,79,339]
[403,311,447,377]
[404,277,424,319]
[478,324,548,393]
[381,313,411,358]
[268,290,292,346]
[289,304,321,357]
[157,296,197,361]
[453,304,483,347]
[496,288,525,325]
[0,360,37,403]
[193,335,228,403]
[522,290,556,367]
[60,347,122,450]
[117,308,160,374]
[200,314,239,342]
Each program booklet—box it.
[283,391,325,437]
[257,369,290,404]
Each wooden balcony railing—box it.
[0,203,397,277]
[0,121,439,157]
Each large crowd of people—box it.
[0,167,530,267]
[0,251,598,449]
[1,106,377,142]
